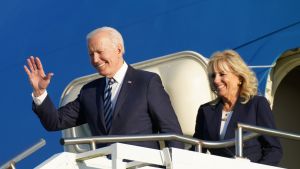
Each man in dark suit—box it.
[24,26,183,149]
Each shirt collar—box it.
[107,62,128,84]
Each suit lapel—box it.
[96,78,107,131]
[111,66,134,130]
[206,101,223,140]
[224,98,242,139]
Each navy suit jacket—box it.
[33,66,183,149]
[193,96,282,166]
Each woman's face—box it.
[210,65,241,100]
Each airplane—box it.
[0,0,299,168]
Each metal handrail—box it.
[63,124,300,159]
[61,133,259,153]
[0,139,46,169]
[62,134,202,152]
[235,123,300,158]
[70,127,90,153]
[201,132,259,148]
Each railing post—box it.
[235,126,243,158]
[9,162,16,169]
[90,141,96,150]
[195,143,202,153]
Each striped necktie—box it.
[103,78,115,132]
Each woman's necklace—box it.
[221,111,232,121]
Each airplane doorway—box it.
[272,64,300,168]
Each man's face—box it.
[88,31,123,78]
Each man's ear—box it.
[117,43,122,55]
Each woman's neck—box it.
[222,93,239,112]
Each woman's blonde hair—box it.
[208,50,258,103]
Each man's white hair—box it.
[86,26,125,54]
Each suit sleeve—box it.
[147,74,184,148]
[32,93,86,131]
[256,96,283,165]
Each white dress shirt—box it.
[108,62,128,111]
[219,110,233,140]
